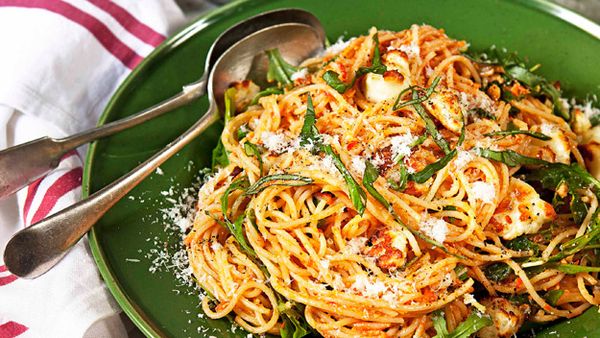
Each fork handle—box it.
[0,78,206,200]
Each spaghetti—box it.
[184,25,600,337]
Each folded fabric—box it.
[0,1,186,337]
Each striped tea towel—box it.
[0,1,186,337]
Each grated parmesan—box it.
[454,150,475,169]
[420,215,448,243]
[321,155,339,176]
[350,275,388,298]
[470,181,495,204]
[371,153,386,167]
[322,36,354,56]
[290,68,308,81]
[576,100,600,120]
[260,131,288,153]
[390,131,416,160]
[345,237,368,255]
[351,156,366,174]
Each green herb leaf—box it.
[220,177,250,219]
[590,113,600,127]
[465,45,521,67]
[322,70,352,93]
[505,65,544,88]
[298,96,366,215]
[394,76,441,110]
[476,148,600,217]
[469,108,497,120]
[549,210,600,262]
[505,64,569,120]
[484,122,551,140]
[211,88,237,169]
[322,33,386,94]
[266,49,298,86]
[409,123,465,183]
[363,160,453,254]
[251,86,284,105]
[508,293,531,305]
[363,160,391,210]
[279,301,311,338]
[505,236,539,256]
[244,174,313,195]
[355,34,387,76]
[526,162,600,222]
[211,139,229,170]
[217,177,256,256]
[432,311,450,338]
[555,264,600,274]
[409,149,456,183]
[544,290,564,306]
[232,215,256,256]
[484,262,513,282]
[541,82,569,120]
[387,164,409,191]
[323,145,367,214]
[244,142,263,175]
[454,265,469,281]
[473,148,547,166]
[237,124,249,140]
[526,162,600,194]
[206,215,255,258]
[470,47,569,120]
[410,85,452,154]
[433,310,493,338]
[447,311,493,338]
[300,95,321,149]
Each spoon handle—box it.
[0,78,206,200]
[3,104,220,279]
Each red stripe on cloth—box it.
[0,265,6,272]
[0,0,143,69]
[23,151,81,225]
[22,177,43,223]
[60,149,79,161]
[89,0,165,47]
[0,321,28,338]
[0,275,18,286]
[30,167,82,224]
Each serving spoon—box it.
[4,22,326,278]
[0,8,324,200]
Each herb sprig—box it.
[432,310,492,338]
[211,87,237,169]
[266,49,299,86]
[362,161,457,254]
[299,95,367,214]
[484,121,551,140]
[322,33,387,93]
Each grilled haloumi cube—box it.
[477,298,529,338]
[362,50,411,103]
[424,88,464,133]
[489,178,556,240]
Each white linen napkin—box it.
[0,1,187,337]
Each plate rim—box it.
[83,0,600,337]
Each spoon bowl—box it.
[4,21,325,279]
[0,8,324,200]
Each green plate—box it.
[84,0,600,336]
